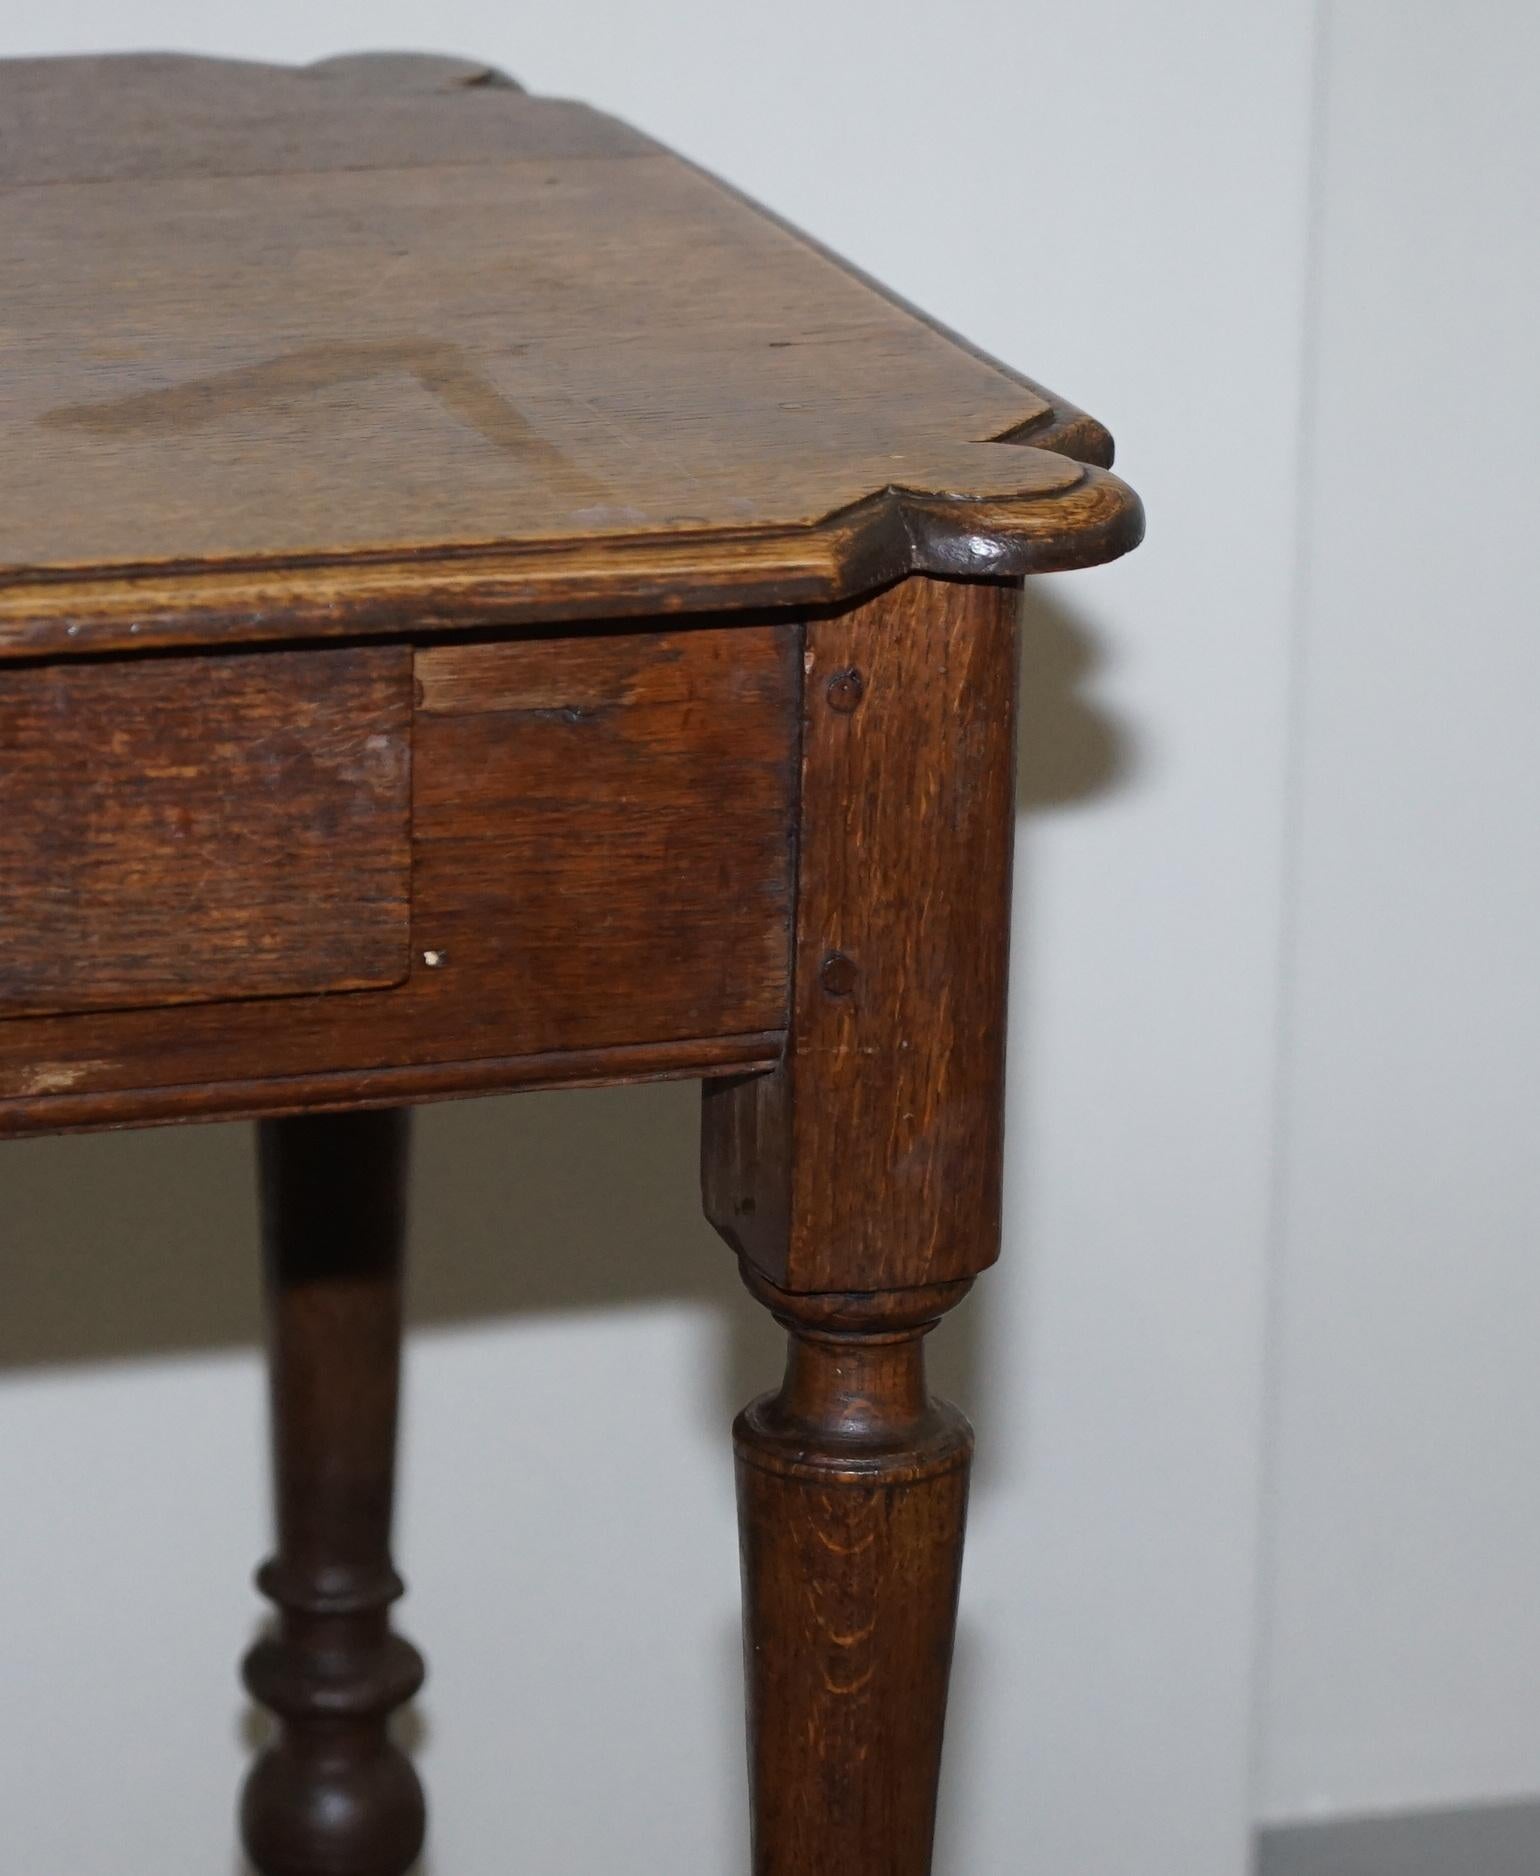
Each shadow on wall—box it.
[0,581,1131,1872]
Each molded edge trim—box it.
[0,460,1144,661]
[0,1030,783,1140]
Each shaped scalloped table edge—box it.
[0,439,1142,660]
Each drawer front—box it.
[0,646,412,1017]
[0,622,798,1130]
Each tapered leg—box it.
[242,1109,425,1876]
[702,574,1021,1873]
[734,1269,973,1876]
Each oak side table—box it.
[0,51,1143,1876]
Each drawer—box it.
[0,621,798,1130]
[0,646,413,1018]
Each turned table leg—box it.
[242,1109,426,1876]
[735,1270,974,1874]
[704,575,1020,1873]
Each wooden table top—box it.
[0,52,1141,660]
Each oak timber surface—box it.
[704,578,1016,1292]
[0,623,796,1136]
[0,54,1142,657]
[0,646,411,1017]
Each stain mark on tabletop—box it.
[41,338,611,501]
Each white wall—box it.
[1257,0,1540,1824]
[0,3,1364,1871]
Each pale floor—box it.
[1258,1801,1540,1876]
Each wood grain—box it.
[0,1033,782,1140]
[0,624,796,1133]
[411,625,799,1051]
[0,55,1141,661]
[703,575,1018,1293]
[0,52,632,187]
[0,646,411,1016]
[734,1274,974,1875]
